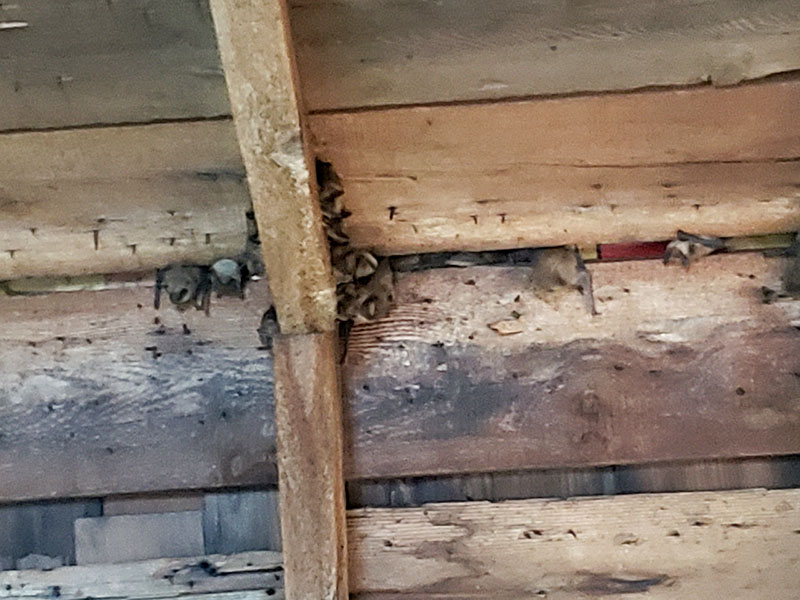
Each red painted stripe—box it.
[598,241,668,261]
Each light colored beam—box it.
[210,0,335,334]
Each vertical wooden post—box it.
[209,0,336,334]
[209,1,347,598]
[273,332,347,599]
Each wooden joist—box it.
[273,333,348,600]
[309,79,800,254]
[0,0,230,132]
[290,0,800,111]
[210,2,346,598]
[0,120,250,280]
[0,253,798,501]
[210,0,335,334]
[3,489,799,599]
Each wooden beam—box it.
[344,253,800,478]
[211,2,346,598]
[0,254,799,502]
[3,0,799,132]
[308,79,800,254]
[0,279,276,501]
[0,120,250,280]
[210,0,335,334]
[0,0,230,132]
[273,333,348,599]
[3,489,799,599]
[349,488,800,598]
[0,551,284,599]
[290,0,800,111]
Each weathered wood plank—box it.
[1,254,798,502]
[0,120,250,280]
[0,501,101,568]
[347,456,800,507]
[309,80,800,253]
[210,0,336,334]
[203,491,282,554]
[0,551,283,599]
[0,280,275,502]
[343,253,800,478]
[290,0,800,111]
[3,489,798,599]
[212,3,346,596]
[0,0,230,132]
[349,488,800,598]
[273,333,348,600]
[615,457,800,495]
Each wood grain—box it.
[274,332,348,600]
[2,489,799,598]
[1,255,799,501]
[203,490,283,554]
[0,551,284,599]
[0,280,276,502]
[0,500,101,567]
[348,456,800,508]
[0,120,250,280]
[290,0,800,111]
[343,253,800,478]
[210,0,336,334]
[212,2,346,595]
[349,488,800,599]
[0,0,230,132]
[308,79,800,253]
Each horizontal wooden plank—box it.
[290,0,800,111]
[0,120,250,280]
[0,0,230,131]
[0,280,275,502]
[349,488,800,598]
[4,489,799,599]
[0,551,283,599]
[309,79,800,253]
[1,254,799,501]
[348,456,800,508]
[344,253,800,478]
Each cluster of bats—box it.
[153,208,264,314]
[153,185,800,343]
[317,161,395,324]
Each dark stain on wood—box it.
[576,573,673,595]
[0,283,276,501]
[2,257,800,500]
[344,325,800,479]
